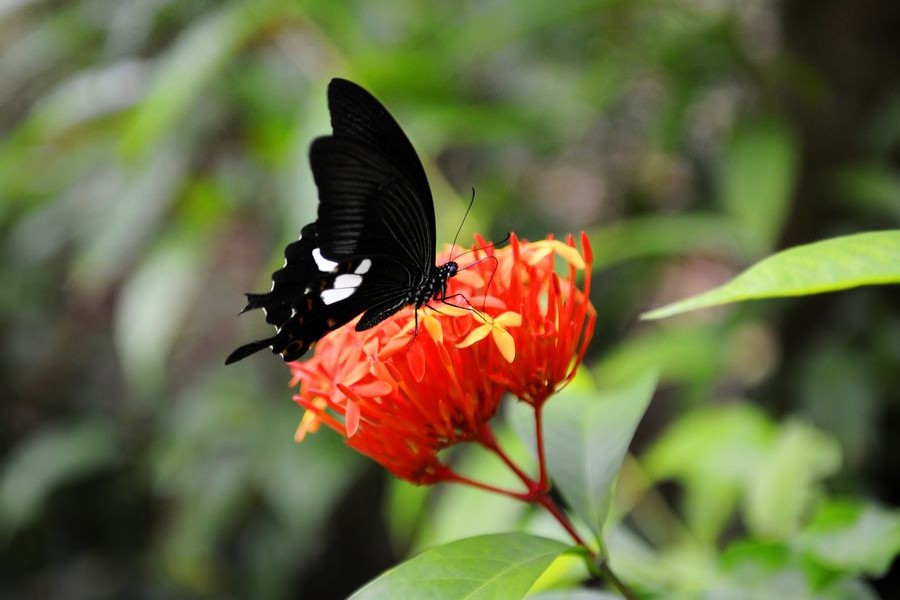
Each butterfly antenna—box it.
[450,188,476,261]
[481,254,499,313]
[455,254,501,313]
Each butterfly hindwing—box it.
[225,226,383,364]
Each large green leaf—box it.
[542,371,658,541]
[529,590,620,599]
[349,533,569,600]
[642,230,900,319]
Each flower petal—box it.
[407,342,426,381]
[553,241,586,269]
[352,380,393,397]
[455,324,491,348]
[495,311,522,328]
[524,243,555,264]
[294,410,321,442]
[527,240,586,269]
[455,269,485,287]
[423,313,443,343]
[491,326,517,363]
[345,400,361,437]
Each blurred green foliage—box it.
[1,0,898,598]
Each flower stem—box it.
[534,405,549,490]
[596,559,638,600]
[476,424,537,491]
[537,495,639,600]
[441,469,532,501]
[534,493,591,549]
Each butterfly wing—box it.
[225,222,384,365]
[327,79,434,223]
[310,137,434,278]
[316,78,436,268]
[226,79,438,364]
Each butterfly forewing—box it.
[327,79,434,210]
[226,78,446,365]
[311,137,433,273]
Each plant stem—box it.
[597,559,638,600]
[476,424,537,491]
[441,469,532,501]
[534,405,549,489]
[534,493,591,549]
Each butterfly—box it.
[225,78,459,365]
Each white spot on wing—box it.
[334,274,362,289]
[354,259,372,274]
[312,248,338,272]
[321,287,356,305]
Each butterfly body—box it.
[226,79,456,365]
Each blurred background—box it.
[1,0,898,598]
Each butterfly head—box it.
[429,261,458,305]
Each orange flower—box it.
[289,233,595,484]
[476,232,596,407]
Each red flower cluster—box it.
[289,233,596,484]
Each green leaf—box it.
[717,538,881,599]
[642,230,900,320]
[713,539,844,599]
[744,420,842,538]
[797,500,900,577]
[720,539,791,576]
[349,533,569,600]
[0,419,118,537]
[542,371,658,540]
[721,120,797,254]
[529,590,620,599]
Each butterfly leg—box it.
[438,293,489,321]
[405,306,422,350]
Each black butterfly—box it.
[225,78,459,365]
